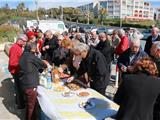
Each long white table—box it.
[37,84,119,120]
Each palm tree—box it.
[17,2,25,14]
[99,8,107,25]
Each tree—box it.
[2,3,11,14]
[4,3,10,10]
[99,8,107,25]
[17,2,25,13]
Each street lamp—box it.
[86,4,90,24]
[120,0,122,28]
[35,0,39,22]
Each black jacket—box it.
[52,47,69,66]
[19,51,47,90]
[117,48,148,70]
[76,47,109,89]
[153,59,160,120]
[42,36,59,63]
[96,40,114,64]
[114,72,160,120]
[144,35,160,56]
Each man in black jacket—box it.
[19,42,48,120]
[96,32,114,72]
[144,27,160,56]
[118,32,148,73]
[67,43,109,96]
[42,30,59,64]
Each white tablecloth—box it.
[37,85,119,120]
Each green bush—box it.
[0,24,20,43]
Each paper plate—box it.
[79,101,95,110]
[77,91,90,97]
[62,91,75,97]
[54,86,65,92]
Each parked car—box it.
[97,27,107,34]
[142,29,151,40]
[106,28,114,35]
[68,24,79,33]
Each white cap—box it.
[91,28,97,33]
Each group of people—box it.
[8,24,160,120]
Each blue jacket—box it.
[117,48,148,71]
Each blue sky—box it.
[0,0,159,10]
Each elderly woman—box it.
[114,57,160,120]
[117,32,148,73]
[150,41,160,120]
[67,42,109,96]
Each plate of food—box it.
[66,83,81,91]
[77,91,90,97]
[79,100,95,110]
[62,91,75,97]
[60,73,70,79]
[54,86,65,92]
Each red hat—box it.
[26,31,35,40]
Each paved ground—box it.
[0,51,25,120]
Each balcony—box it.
[144,2,150,6]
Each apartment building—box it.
[78,0,154,20]
[156,8,160,20]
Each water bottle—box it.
[46,73,52,89]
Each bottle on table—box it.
[46,73,52,89]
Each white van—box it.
[26,20,68,34]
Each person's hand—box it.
[47,63,52,70]
[121,66,127,72]
[45,45,49,49]
[127,66,134,73]
[42,60,49,65]
[67,76,74,83]
[42,47,46,51]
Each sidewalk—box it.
[0,51,25,120]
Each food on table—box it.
[52,65,70,82]
[54,86,65,92]
[60,73,70,78]
[79,100,95,110]
[78,91,90,97]
[52,69,60,83]
[66,83,81,91]
[62,91,74,97]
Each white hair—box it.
[129,32,141,47]
[45,30,53,35]
[118,29,125,36]
[72,42,89,52]
[152,27,159,32]
[17,34,28,42]
[99,32,106,37]
[151,41,160,57]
